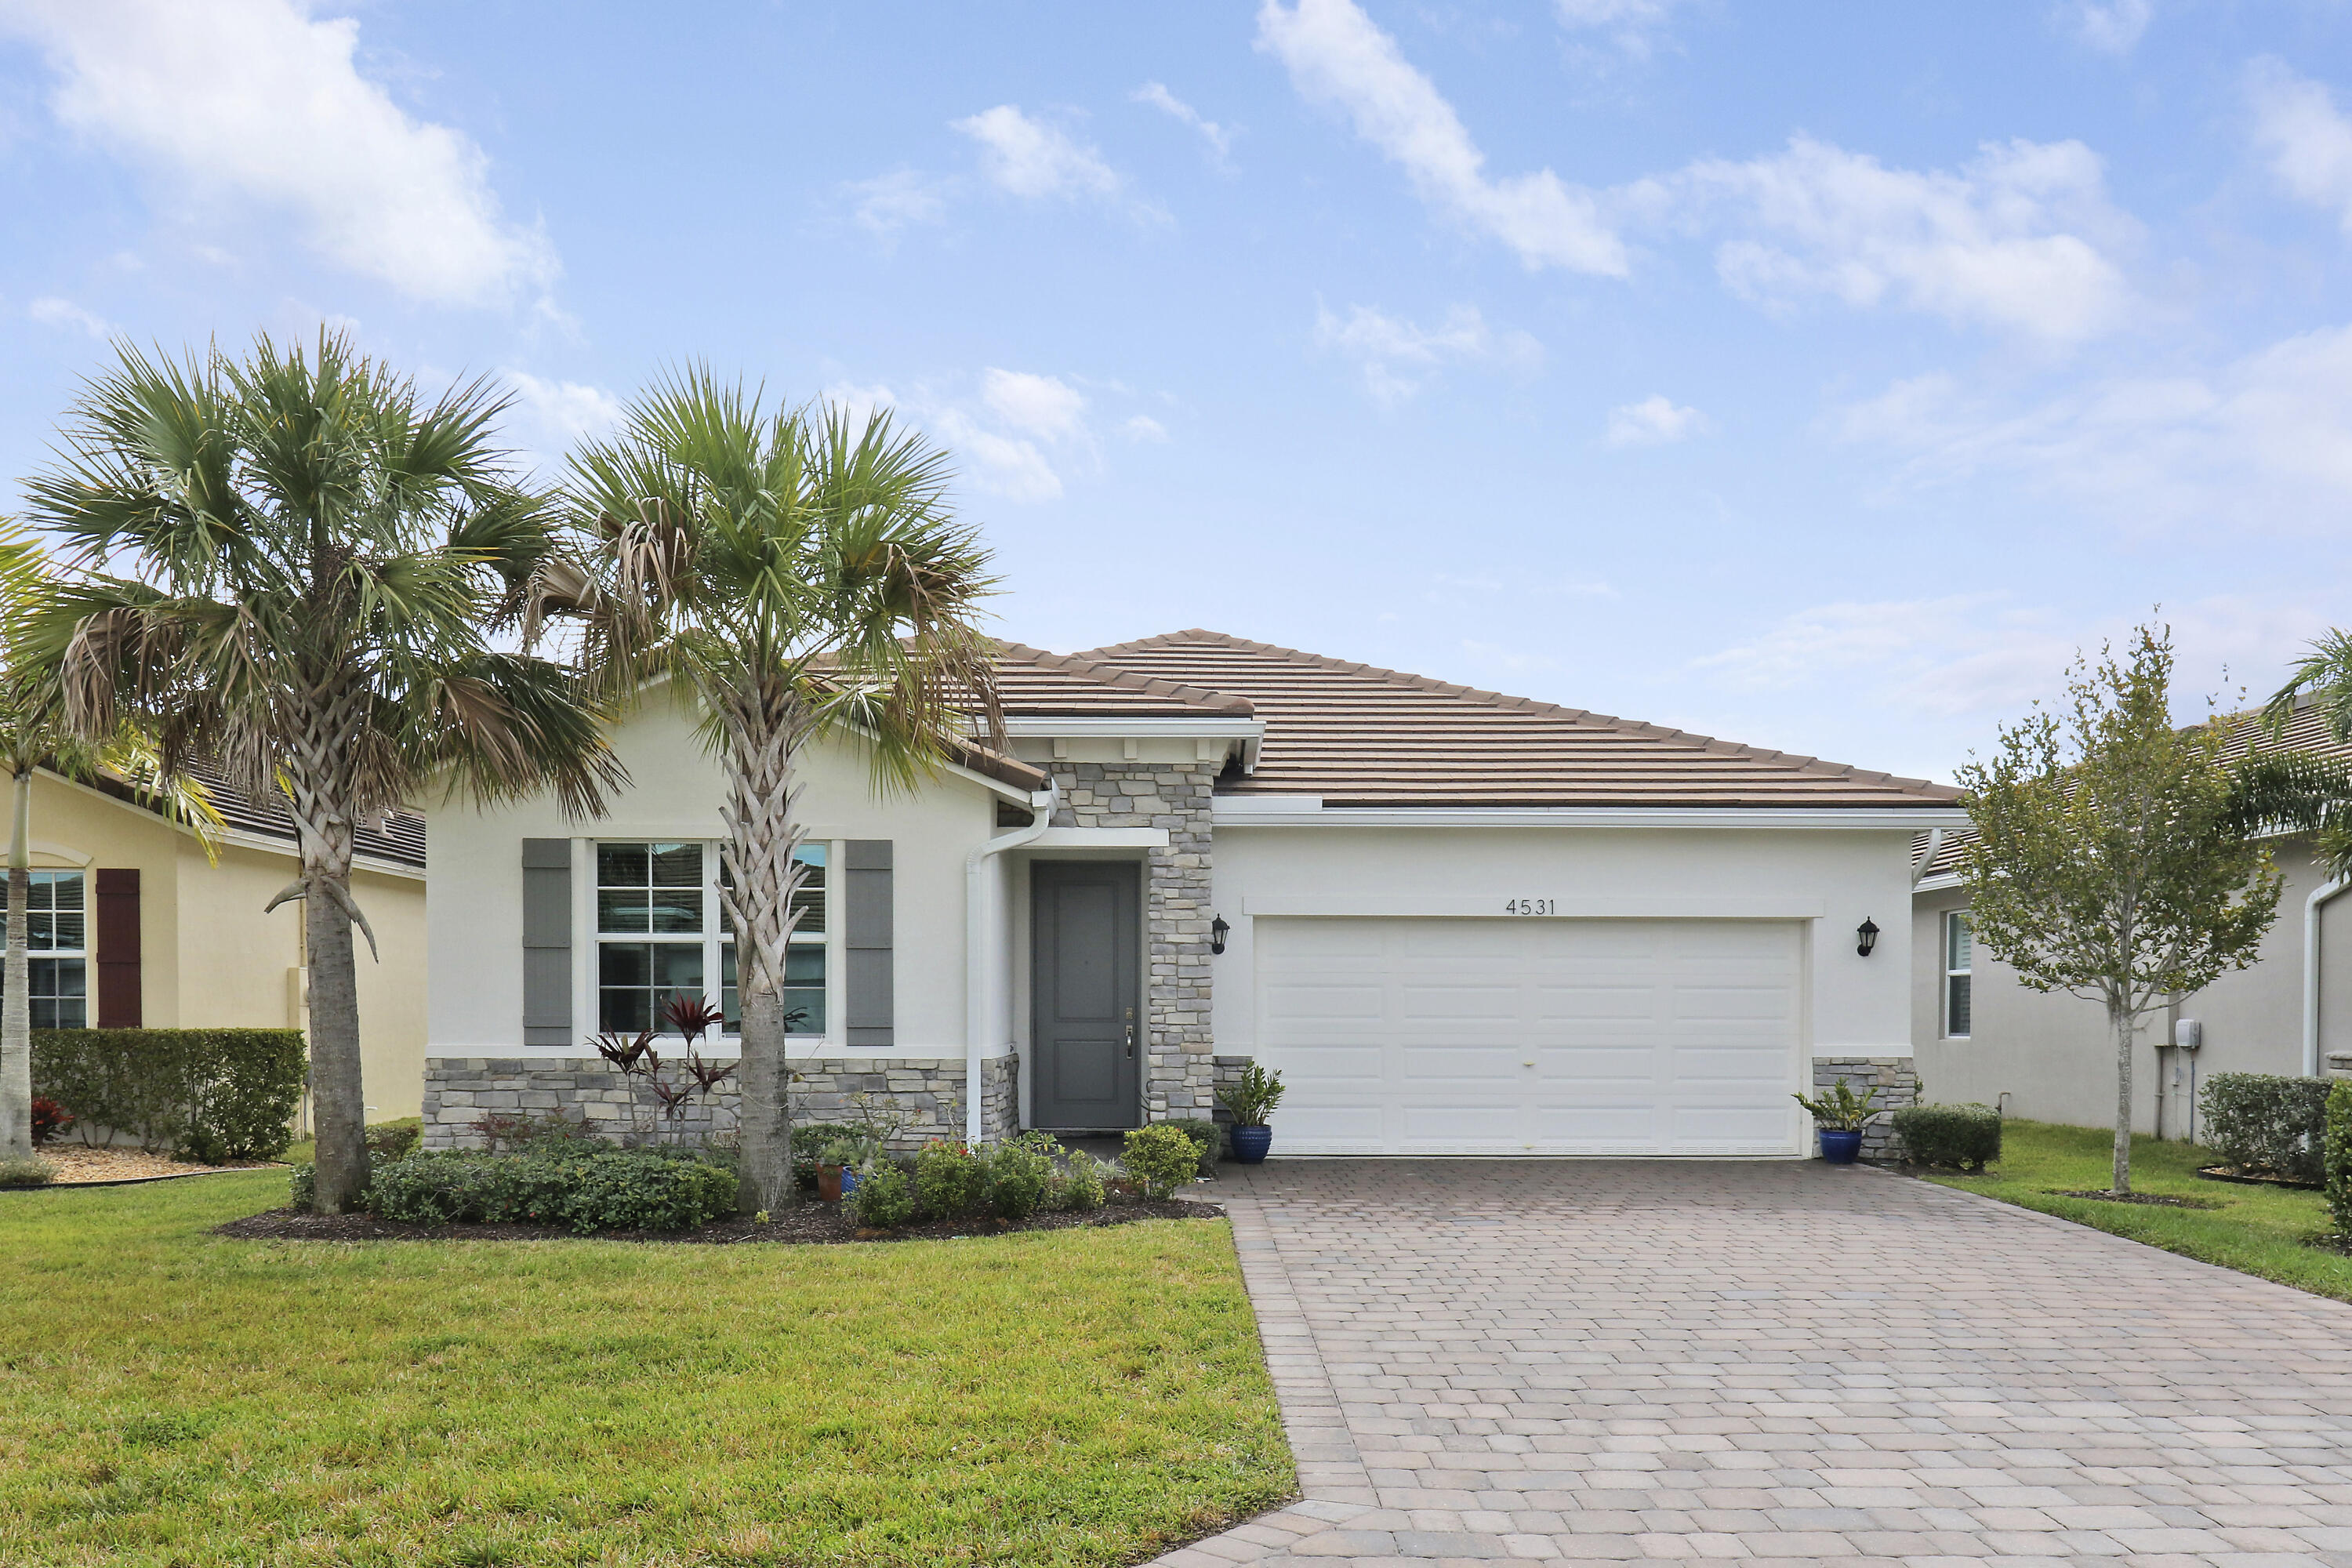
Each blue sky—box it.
[4,1,2351,783]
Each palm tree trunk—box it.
[303,873,368,1210]
[2,766,32,1159]
[2111,1004,2136,1195]
[717,681,811,1214]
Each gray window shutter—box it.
[521,839,573,1046]
[844,839,894,1047]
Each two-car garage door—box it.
[1254,917,1805,1156]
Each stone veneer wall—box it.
[1048,760,1217,1123]
[423,1054,1019,1151]
[1812,1054,1918,1162]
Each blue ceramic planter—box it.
[839,1166,862,1200]
[1230,1125,1273,1164]
[1818,1128,1863,1164]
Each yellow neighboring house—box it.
[18,765,427,1120]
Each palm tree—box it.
[1,518,223,1159]
[18,331,624,1210]
[532,369,998,1212]
[2235,631,2352,878]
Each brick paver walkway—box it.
[1154,1160,2352,1567]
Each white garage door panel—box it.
[1257,917,1804,1156]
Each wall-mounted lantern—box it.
[1210,915,1229,955]
[1855,916,1880,957]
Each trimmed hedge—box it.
[2328,1080,2352,1240]
[1891,1102,2003,1171]
[2200,1072,2329,1184]
[1164,1117,1222,1176]
[33,1028,306,1161]
[365,1146,739,1233]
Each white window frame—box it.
[589,839,833,1046]
[14,869,89,1030]
[1943,910,1973,1040]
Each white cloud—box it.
[1314,302,1543,404]
[952,104,1123,201]
[932,408,1064,503]
[2060,0,2151,55]
[1255,0,1628,275]
[1553,0,1688,59]
[1835,321,2352,532]
[499,372,624,481]
[2248,57,2352,235]
[0,0,555,307]
[1133,82,1231,160]
[821,381,900,434]
[27,295,114,338]
[1695,592,2332,729]
[847,169,950,240]
[981,368,1087,443]
[1680,135,2137,344]
[1605,394,1708,446]
[1120,414,1169,443]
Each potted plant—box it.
[1217,1064,1286,1164]
[1793,1078,1877,1164]
[815,1134,878,1202]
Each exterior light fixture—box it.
[1210,915,1229,955]
[1855,916,1880,957]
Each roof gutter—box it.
[966,781,1059,1142]
[2307,871,2350,1077]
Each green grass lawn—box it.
[1925,1117,2352,1302]
[0,1171,1293,1567]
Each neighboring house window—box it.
[597,841,826,1038]
[1944,911,1973,1039]
[0,871,88,1029]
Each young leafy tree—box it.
[18,331,624,1210]
[1957,625,2282,1194]
[0,518,222,1159]
[532,369,998,1213]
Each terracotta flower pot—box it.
[818,1163,843,1202]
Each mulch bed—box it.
[24,1147,278,1187]
[2197,1163,2325,1192]
[2047,1189,2223,1208]
[215,1192,1222,1246]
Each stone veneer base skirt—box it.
[423,1055,1018,1152]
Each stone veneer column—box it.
[1811,1054,1918,1161]
[1048,760,1217,1123]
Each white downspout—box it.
[1912,827,1944,889]
[967,782,1059,1143]
[2305,871,2350,1077]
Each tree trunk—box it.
[2,766,32,1159]
[737,987,789,1212]
[2111,1004,2136,1196]
[303,873,370,1211]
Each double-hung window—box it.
[596,840,826,1039]
[1943,911,1973,1040]
[0,871,88,1029]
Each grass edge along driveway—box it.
[0,1171,1294,1568]
[1925,1117,2352,1305]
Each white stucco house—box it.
[420,630,1964,1156]
[1911,699,2352,1138]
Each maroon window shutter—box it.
[94,869,141,1029]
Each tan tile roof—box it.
[72,759,428,869]
[991,642,1254,718]
[1912,700,2352,881]
[1075,630,1961,810]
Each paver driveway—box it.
[1154,1160,2352,1568]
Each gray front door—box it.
[1031,860,1142,1130]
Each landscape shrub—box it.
[1053,1149,1106,1212]
[789,1123,860,1188]
[29,1097,72,1145]
[914,1140,987,1220]
[33,1028,306,1160]
[1164,1117,1221,1175]
[1123,1123,1201,1200]
[367,1147,736,1233]
[364,1119,422,1162]
[1891,1103,2003,1171]
[984,1136,1054,1221]
[288,1162,315,1212]
[845,1162,916,1229]
[2328,1080,2352,1240]
[0,1156,57,1189]
[2200,1072,2330,1184]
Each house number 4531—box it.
[1504,898,1556,915]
